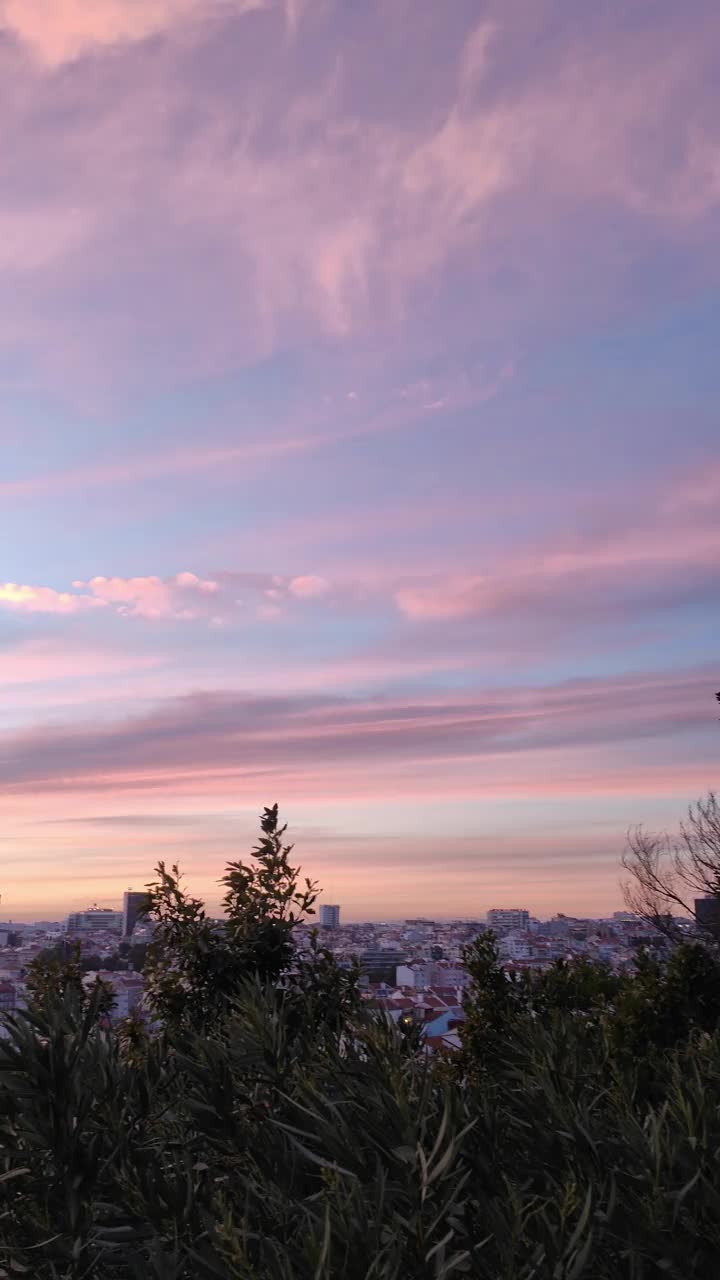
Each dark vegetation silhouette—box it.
[1,801,720,1278]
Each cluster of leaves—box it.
[23,940,116,1020]
[1,807,720,1278]
[141,805,319,1037]
[459,929,720,1085]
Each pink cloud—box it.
[1,0,269,66]
[0,433,322,501]
[661,463,720,515]
[0,652,208,720]
[0,637,164,688]
[0,573,222,620]
[394,469,720,621]
[288,574,330,599]
[0,568,338,624]
[0,207,93,272]
[73,572,220,619]
[0,663,713,801]
[0,581,101,614]
[1,4,717,393]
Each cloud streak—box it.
[0,665,713,799]
[0,367,505,501]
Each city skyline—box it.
[0,882,703,928]
[1,0,719,919]
[0,900,668,928]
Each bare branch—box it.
[621,826,695,939]
[621,792,720,941]
[674,792,720,897]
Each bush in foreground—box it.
[1,807,719,1278]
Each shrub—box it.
[2,807,719,1278]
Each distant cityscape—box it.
[2,891,715,1050]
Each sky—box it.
[1,0,719,922]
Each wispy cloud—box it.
[0,366,505,500]
[394,465,720,623]
[0,637,163,687]
[1,0,269,65]
[1,4,717,391]
[0,665,713,799]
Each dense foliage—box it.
[2,807,720,1279]
[141,804,319,1036]
[459,930,720,1087]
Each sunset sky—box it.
[1,0,719,921]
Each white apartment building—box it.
[487,908,530,933]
